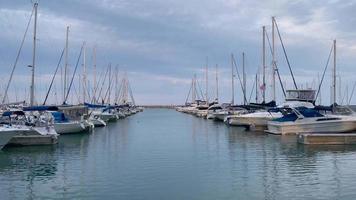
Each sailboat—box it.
[267,40,356,135]
[0,3,60,148]
[226,18,309,130]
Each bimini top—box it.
[23,105,59,111]
[272,107,323,122]
[285,89,316,102]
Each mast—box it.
[92,46,97,103]
[205,57,209,104]
[272,17,276,102]
[215,64,219,102]
[255,74,258,103]
[231,54,235,105]
[115,66,118,104]
[332,39,336,106]
[262,26,266,103]
[108,63,112,104]
[242,52,246,105]
[30,2,38,106]
[82,41,86,103]
[64,26,69,102]
[193,74,197,102]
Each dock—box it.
[298,133,356,145]
[7,135,58,147]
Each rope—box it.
[231,54,248,103]
[43,48,65,105]
[2,5,35,104]
[314,44,333,103]
[274,18,298,89]
[265,31,286,97]
[64,43,84,104]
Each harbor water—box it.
[1,108,356,199]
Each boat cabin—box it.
[285,89,315,102]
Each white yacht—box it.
[0,109,58,149]
[266,106,356,135]
[226,90,315,131]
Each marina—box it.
[2,0,356,199]
[2,109,356,199]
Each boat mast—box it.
[231,54,235,105]
[92,46,97,103]
[332,39,336,106]
[108,63,111,104]
[192,74,197,103]
[242,52,246,105]
[30,2,38,106]
[262,26,266,103]
[215,64,219,102]
[205,57,209,104]
[64,26,69,103]
[82,41,87,103]
[255,74,258,103]
[272,17,276,102]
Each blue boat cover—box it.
[51,111,69,123]
[273,107,323,122]
[23,105,59,111]
[2,111,25,116]
[84,102,107,108]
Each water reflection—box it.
[1,109,356,199]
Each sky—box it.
[1,0,356,105]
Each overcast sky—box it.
[1,0,356,105]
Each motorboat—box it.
[266,106,356,135]
[226,90,316,130]
[209,104,246,121]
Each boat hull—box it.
[54,122,86,134]
[267,118,356,135]
[0,128,23,150]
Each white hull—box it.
[54,121,86,134]
[0,127,25,150]
[267,117,356,135]
[89,117,106,127]
[227,112,282,130]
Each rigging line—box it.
[341,86,348,105]
[116,79,124,103]
[64,43,84,104]
[127,79,136,105]
[2,5,35,104]
[314,44,333,103]
[43,48,65,105]
[348,81,356,105]
[91,69,103,103]
[96,65,110,103]
[231,54,248,103]
[196,80,205,100]
[185,79,193,104]
[103,72,115,103]
[248,74,256,103]
[266,30,286,97]
[273,18,298,89]
[72,81,81,104]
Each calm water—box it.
[1,109,356,199]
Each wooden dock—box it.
[298,133,356,145]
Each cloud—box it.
[1,0,356,104]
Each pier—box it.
[140,105,181,109]
[298,133,356,145]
